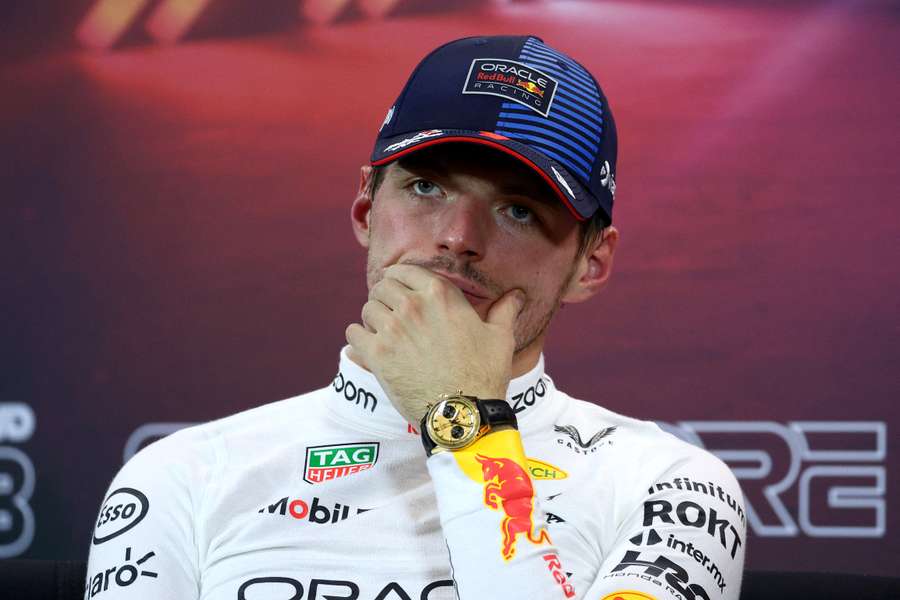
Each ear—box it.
[351,165,375,249]
[560,226,619,305]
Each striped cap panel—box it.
[493,37,604,183]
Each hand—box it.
[346,264,525,425]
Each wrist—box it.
[420,394,517,456]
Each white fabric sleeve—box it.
[581,450,747,600]
[85,428,216,599]
[426,428,577,599]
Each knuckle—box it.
[382,318,401,337]
[397,295,417,314]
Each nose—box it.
[435,197,489,260]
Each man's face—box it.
[358,144,585,354]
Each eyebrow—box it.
[393,159,561,209]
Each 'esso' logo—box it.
[93,488,149,545]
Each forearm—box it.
[427,428,576,599]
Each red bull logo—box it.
[475,454,550,560]
[516,79,545,97]
[600,592,658,600]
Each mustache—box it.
[399,256,502,296]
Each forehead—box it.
[386,143,561,204]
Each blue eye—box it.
[412,180,439,195]
[508,205,534,223]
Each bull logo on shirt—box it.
[475,454,550,560]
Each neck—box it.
[511,331,546,378]
[346,338,544,383]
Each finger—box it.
[345,322,374,355]
[382,263,437,291]
[370,277,412,311]
[486,289,526,328]
[361,299,393,333]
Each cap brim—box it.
[372,129,603,222]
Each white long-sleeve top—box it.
[86,349,746,600]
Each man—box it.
[87,36,745,600]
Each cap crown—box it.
[375,35,617,223]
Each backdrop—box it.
[1,0,897,578]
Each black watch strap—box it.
[479,399,517,428]
[421,397,518,456]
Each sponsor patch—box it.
[599,160,616,198]
[527,457,568,480]
[601,592,658,600]
[551,166,576,199]
[606,550,711,600]
[453,429,550,561]
[630,528,726,592]
[383,129,443,153]
[332,372,378,413]
[237,578,454,600]
[93,488,149,545]
[546,511,566,524]
[643,499,743,559]
[380,105,394,131]
[303,442,379,484]
[543,552,576,597]
[86,547,158,598]
[511,377,548,414]
[462,58,558,117]
[554,424,616,455]
[646,476,745,526]
[257,495,370,524]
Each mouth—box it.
[431,271,491,303]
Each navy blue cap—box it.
[372,35,617,224]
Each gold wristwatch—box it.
[420,393,517,455]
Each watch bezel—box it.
[425,395,482,450]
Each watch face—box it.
[426,397,481,449]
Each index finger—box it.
[382,263,438,291]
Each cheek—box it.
[365,206,429,284]
[514,257,572,299]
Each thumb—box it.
[487,289,525,328]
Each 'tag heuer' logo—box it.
[463,59,558,117]
[303,442,379,484]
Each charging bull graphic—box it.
[475,454,551,560]
[516,79,545,97]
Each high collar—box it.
[323,347,559,438]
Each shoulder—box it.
[117,385,331,488]
[553,390,740,491]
